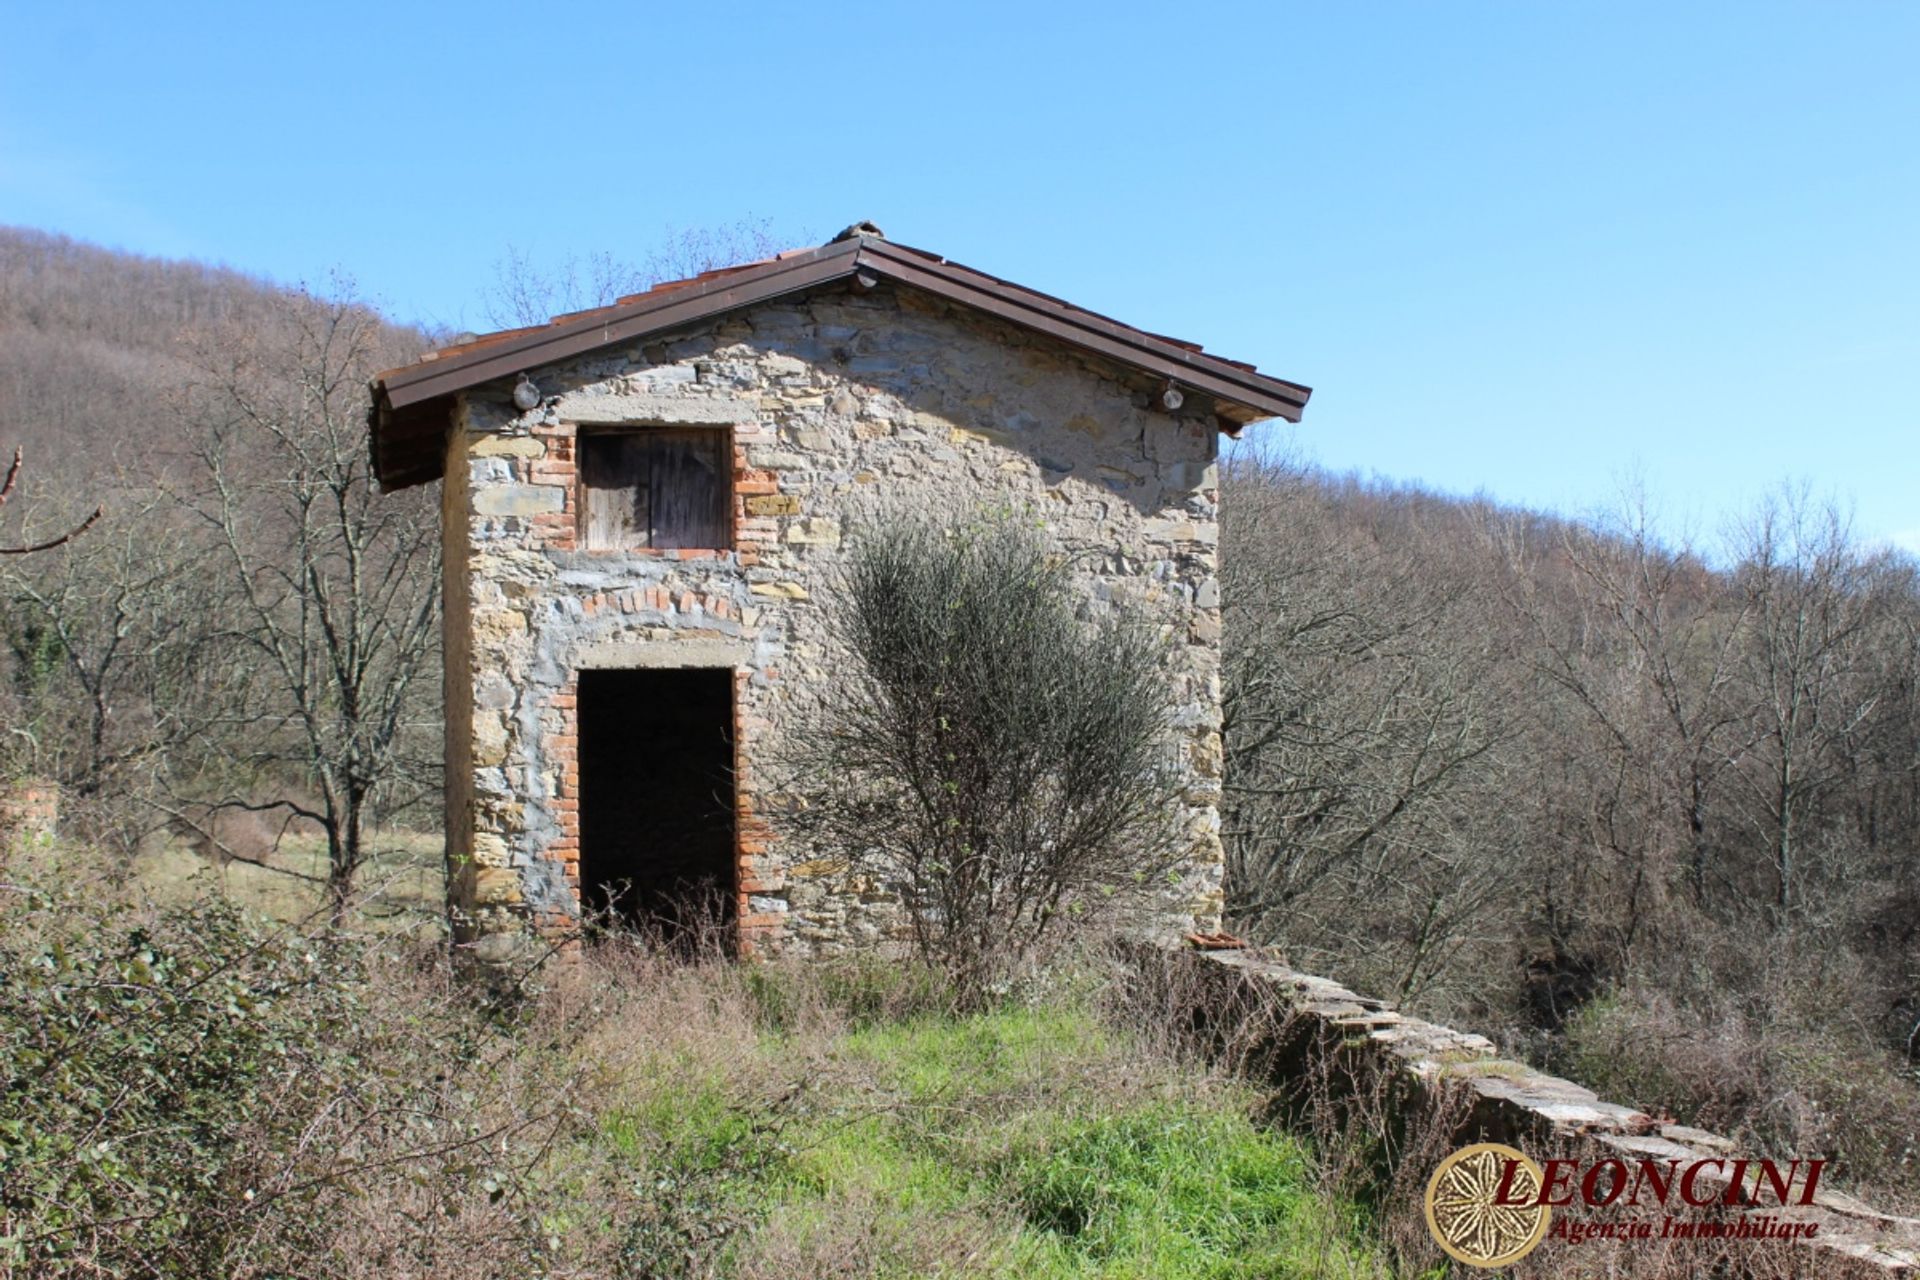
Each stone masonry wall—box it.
[1152,946,1920,1278]
[443,281,1228,958]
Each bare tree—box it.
[1728,490,1892,917]
[480,246,653,331]
[0,446,99,554]
[1221,452,1521,1005]
[1489,494,1764,945]
[176,285,440,914]
[0,490,220,839]
[479,218,787,329]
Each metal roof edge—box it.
[368,233,1311,488]
[851,239,1310,421]
[377,239,864,409]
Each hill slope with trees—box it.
[0,225,440,883]
[1223,453,1920,1203]
[3,225,1915,1215]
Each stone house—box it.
[368,224,1309,962]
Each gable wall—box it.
[443,282,1228,958]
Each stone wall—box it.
[1148,946,1920,1278]
[440,423,481,947]
[442,280,1228,957]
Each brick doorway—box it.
[578,668,737,945]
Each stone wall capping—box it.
[1159,945,1920,1278]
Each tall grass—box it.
[1,840,1389,1279]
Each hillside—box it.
[0,226,427,487]
[1222,451,1920,1210]
[1,225,1915,1245]
[0,226,440,870]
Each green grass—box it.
[8,840,1398,1277]
[579,986,1387,1278]
[107,842,1392,1275]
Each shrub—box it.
[0,843,570,1277]
[789,513,1180,1004]
[0,883,355,1272]
[1563,976,1920,1209]
[0,844,1394,1278]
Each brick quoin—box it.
[518,422,775,946]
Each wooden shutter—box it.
[648,430,728,550]
[579,432,651,550]
[578,428,729,551]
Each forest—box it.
[1222,451,1920,1204]
[1,223,1915,1274]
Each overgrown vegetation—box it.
[1222,450,1920,1208]
[0,840,1389,1279]
[4,223,1917,1264]
[0,227,439,890]
[789,513,1180,1004]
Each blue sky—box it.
[4,2,1915,552]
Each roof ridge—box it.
[370,231,1309,489]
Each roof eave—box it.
[854,239,1309,424]
[369,235,1310,490]
[377,239,864,412]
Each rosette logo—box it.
[1424,1142,1553,1268]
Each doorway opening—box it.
[578,667,737,946]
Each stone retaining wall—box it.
[1150,946,1920,1277]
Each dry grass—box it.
[1110,947,1887,1280]
[130,825,442,928]
[3,843,1391,1279]
[1561,960,1920,1215]
[20,837,1889,1279]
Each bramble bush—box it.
[0,843,571,1278]
[2,884,355,1269]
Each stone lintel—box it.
[552,392,756,426]
[574,640,749,670]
